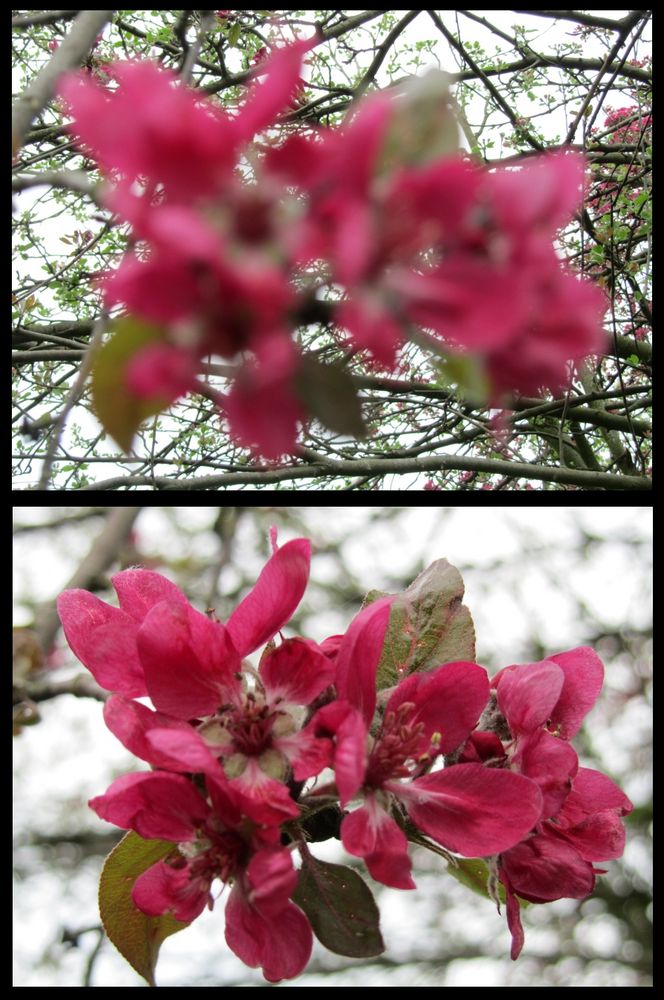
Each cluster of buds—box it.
[58,38,606,458]
[57,535,631,982]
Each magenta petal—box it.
[276,721,332,781]
[560,767,633,825]
[57,590,147,697]
[138,600,240,719]
[313,700,367,806]
[103,694,209,768]
[501,830,595,902]
[225,886,312,983]
[334,597,393,725]
[495,660,565,735]
[395,764,542,857]
[503,874,525,960]
[89,771,209,841]
[260,637,335,705]
[548,647,605,739]
[146,728,221,777]
[512,729,578,819]
[133,858,209,923]
[385,661,490,754]
[229,759,300,824]
[246,847,298,918]
[238,38,313,140]
[112,568,190,621]
[226,539,311,656]
[341,797,416,890]
[554,767,633,861]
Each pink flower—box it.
[90,769,312,981]
[460,647,632,959]
[314,601,543,888]
[59,61,235,204]
[58,537,336,824]
[500,766,632,959]
[56,536,310,703]
[124,342,199,402]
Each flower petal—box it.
[548,647,605,739]
[112,568,190,619]
[226,539,311,656]
[334,597,393,726]
[512,728,578,820]
[260,637,335,706]
[225,883,312,982]
[246,847,298,918]
[56,589,147,697]
[133,858,209,923]
[341,796,415,890]
[229,758,300,824]
[501,829,595,902]
[103,694,216,771]
[137,600,240,719]
[385,660,490,754]
[494,659,565,736]
[395,763,542,857]
[313,700,367,806]
[89,771,209,841]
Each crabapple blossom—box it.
[58,38,608,457]
[460,647,633,958]
[56,536,632,981]
[90,769,313,981]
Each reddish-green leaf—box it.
[98,831,189,986]
[91,316,171,452]
[371,558,476,691]
[378,69,460,175]
[293,856,384,958]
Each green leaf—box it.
[227,20,242,46]
[296,357,367,437]
[293,856,384,958]
[435,352,491,404]
[446,856,500,900]
[374,558,476,690]
[98,831,189,986]
[446,857,529,908]
[91,316,171,452]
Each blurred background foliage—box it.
[13,506,652,986]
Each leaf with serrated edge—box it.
[293,856,384,958]
[99,831,189,986]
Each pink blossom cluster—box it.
[589,106,652,213]
[57,40,609,457]
[57,537,631,980]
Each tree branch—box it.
[12,10,116,155]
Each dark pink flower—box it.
[90,769,312,982]
[124,342,199,402]
[59,60,236,204]
[59,537,335,824]
[315,603,543,888]
[500,765,632,959]
[461,647,632,959]
[57,537,311,704]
